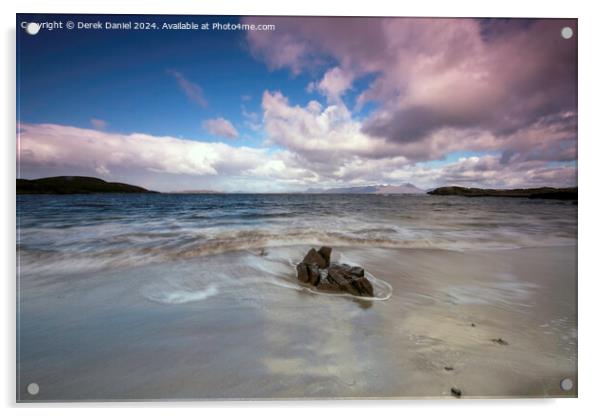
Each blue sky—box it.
[17,15,577,192]
[18,15,311,148]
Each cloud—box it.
[259,89,576,188]
[262,90,401,163]
[90,118,107,130]
[18,121,576,191]
[307,67,354,102]
[17,123,336,192]
[241,105,261,132]
[423,155,577,189]
[244,17,577,163]
[335,154,576,190]
[359,19,577,145]
[18,123,277,182]
[167,70,208,107]
[202,117,239,139]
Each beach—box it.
[16,194,577,400]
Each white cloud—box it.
[19,123,267,179]
[261,90,401,163]
[202,117,239,139]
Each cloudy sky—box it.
[17,15,577,192]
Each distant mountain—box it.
[166,190,223,194]
[428,186,577,200]
[306,183,425,194]
[17,176,157,194]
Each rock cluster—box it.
[296,246,374,297]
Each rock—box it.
[296,263,309,284]
[302,248,328,269]
[327,266,361,296]
[491,338,509,345]
[295,249,325,286]
[327,264,373,297]
[307,264,320,286]
[317,246,332,266]
[444,366,454,371]
[354,277,374,297]
[350,266,364,277]
[451,387,462,398]
[316,281,339,292]
[296,247,375,297]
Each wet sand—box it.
[17,244,577,400]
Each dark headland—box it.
[17,176,157,194]
[428,186,577,200]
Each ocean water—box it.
[16,194,577,400]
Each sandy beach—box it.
[18,241,576,400]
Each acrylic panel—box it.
[16,14,577,401]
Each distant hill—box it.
[306,183,425,194]
[17,176,157,194]
[428,186,577,200]
[166,190,223,194]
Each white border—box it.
[3,0,601,414]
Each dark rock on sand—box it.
[317,246,332,267]
[444,366,454,371]
[295,247,374,297]
[451,387,462,398]
[491,338,509,345]
[316,281,339,292]
[307,264,321,286]
[302,248,328,269]
[296,262,320,286]
[328,264,374,297]
[296,263,309,284]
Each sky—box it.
[17,15,577,192]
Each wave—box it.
[17,225,577,277]
[138,247,393,305]
[143,284,219,304]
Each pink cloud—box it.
[167,70,208,108]
[203,117,239,139]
